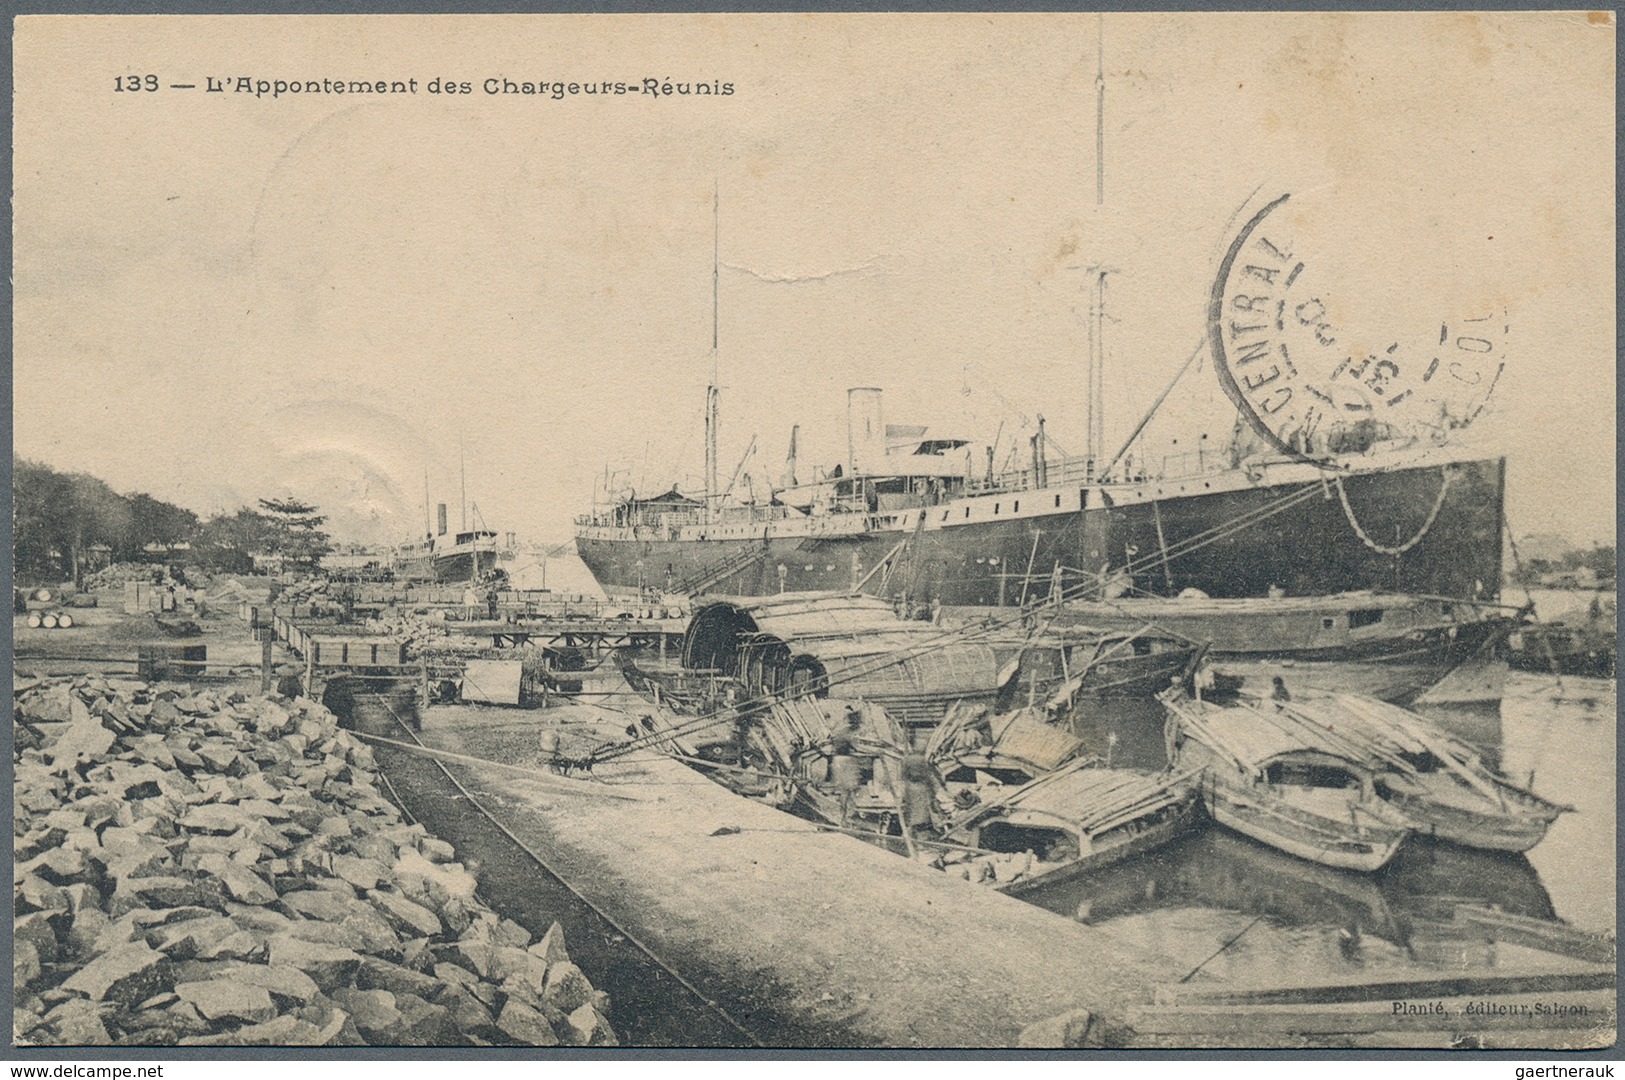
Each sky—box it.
[13,12,1616,548]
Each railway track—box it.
[350,691,766,1048]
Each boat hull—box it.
[433,548,500,585]
[1201,785,1410,872]
[394,552,436,583]
[576,456,1505,606]
[394,547,499,585]
[1378,783,1564,853]
[1508,626,1616,678]
[1042,592,1516,705]
[1000,797,1202,897]
[991,639,1202,705]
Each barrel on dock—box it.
[137,643,207,681]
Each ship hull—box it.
[1507,626,1616,678]
[395,553,436,583]
[577,455,1505,606]
[433,549,500,585]
[1045,595,1515,705]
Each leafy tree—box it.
[13,457,344,584]
[65,473,134,584]
[192,507,276,574]
[1582,544,1615,578]
[12,459,134,586]
[257,497,332,570]
[13,458,73,579]
[121,493,199,561]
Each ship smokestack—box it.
[437,503,448,536]
[847,387,885,476]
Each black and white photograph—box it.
[10,10,1616,1055]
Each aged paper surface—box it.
[11,12,1615,1053]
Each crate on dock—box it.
[137,643,207,681]
[308,637,409,668]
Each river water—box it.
[353,579,1614,1029]
[1035,658,1615,988]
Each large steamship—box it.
[396,498,502,585]
[575,385,1503,606]
[575,195,1506,608]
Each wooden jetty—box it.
[394,701,1194,1047]
[253,603,686,705]
[1127,966,1615,1049]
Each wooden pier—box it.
[386,701,1194,1047]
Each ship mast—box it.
[704,180,721,523]
[1095,12,1105,207]
[1086,266,1114,476]
[1085,18,1110,477]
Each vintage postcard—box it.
[11,11,1616,1054]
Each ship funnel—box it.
[847,388,885,476]
[437,503,448,536]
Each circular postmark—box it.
[1208,193,1505,462]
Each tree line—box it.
[14,457,332,583]
[1509,543,1616,587]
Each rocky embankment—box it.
[13,675,618,1047]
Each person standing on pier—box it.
[827,706,866,825]
[537,728,563,774]
[897,749,938,853]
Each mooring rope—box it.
[1335,467,1454,556]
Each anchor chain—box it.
[1335,466,1454,556]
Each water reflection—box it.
[1050,669,1610,979]
[1022,830,1552,949]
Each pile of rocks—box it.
[83,564,174,593]
[364,611,458,656]
[274,579,332,606]
[14,675,619,1047]
[204,575,275,607]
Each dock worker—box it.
[538,728,563,774]
[897,749,938,848]
[275,664,305,700]
[827,707,866,825]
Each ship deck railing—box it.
[989,449,1231,494]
